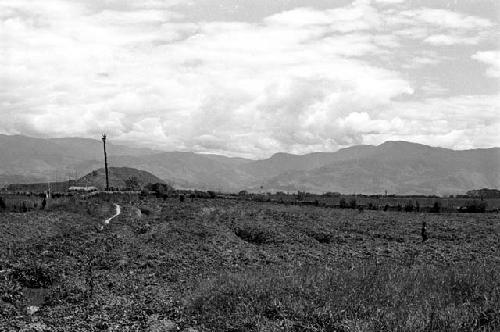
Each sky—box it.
[0,0,499,158]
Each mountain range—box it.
[0,134,498,195]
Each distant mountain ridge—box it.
[0,134,498,195]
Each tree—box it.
[404,200,414,212]
[339,198,347,209]
[125,177,140,190]
[349,199,357,209]
[430,201,441,213]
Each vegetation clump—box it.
[234,226,276,245]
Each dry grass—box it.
[0,198,499,331]
[186,262,499,331]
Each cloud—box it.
[361,95,500,149]
[375,0,405,3]
[398,8,493,30]
[388,7,495,46]
[472,50,500,78]
[418,82,449,96]
[423,34,481,46]
[0,0,498,157]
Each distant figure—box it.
[41,198,47,210]
[421,221,428,242]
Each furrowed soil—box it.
[1,198,499,331]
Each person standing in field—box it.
[421,221,428,242]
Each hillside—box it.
[1,134,499,194]
[76,167,165,190]
[0,135,158,184]
[6,167,164,192]
[259,142,500,195]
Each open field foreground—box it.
[1,198,499,331]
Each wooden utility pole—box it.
[102,134,110,191]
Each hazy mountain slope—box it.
[106,153,255,190]
[241,145,375,179]
[47,137,156,157]
[0,135,157,182]
[261,142,500,195]
[1,134,498,194]
[62,152,254,190]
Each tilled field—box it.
[1,198,499,331]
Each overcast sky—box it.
[0,0,498,158]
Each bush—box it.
[460,200,488,213]
[404,201,414,212]
[339,198,347,209]
[11,262,59,288]
[348,199,357,209]
[308,231,334,244]
[140,207,152,216]
[297,191,308,201]
[430,201,441,213]
[234,226,275,245]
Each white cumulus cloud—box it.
[472,50,500,78]
[0,0,498,157]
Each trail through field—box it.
[104,204,121,224]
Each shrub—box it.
[349,199,357,209]
[234,226,275,245]
[297,191,308,201]
[404,201,414,212]
[339,198,347,209]
[11,262,59,288]
[140,207,152,216]
[21,201,28,213]
[430,201,441,213]
[124,176,140,191]
[461,200,488,213]
[308,231,334,244]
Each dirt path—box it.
[104,204,121,224]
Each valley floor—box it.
[1,198,499,331]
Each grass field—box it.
[1,198,499,331]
